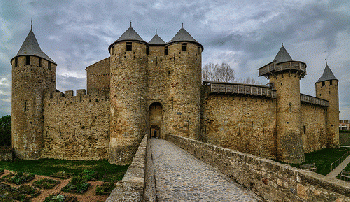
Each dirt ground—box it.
[1,170,110,202]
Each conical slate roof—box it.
[14,28,55,63]
[115,25,145,42]
[149,34,165,45]
[170,27,198,43]
[317,63,338,83]
[273,45,292,63]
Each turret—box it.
[147,33,167,138]
[166,25,203,139]
[108,24,148,164]
[259,45,305,163]
[11,25,56,159]
[315,63,339,147]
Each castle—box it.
[11,24,339,164]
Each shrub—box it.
[61,176,90,194]
[95,182,115,195]
[0,183,40,201]
[80,169,98,181]
[44,194,78,202]
[33,178,60,189]
[9,172,35,185]
[51,171,71,179]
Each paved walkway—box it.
[150,138,260,201]
[326,154,350,179]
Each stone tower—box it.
[108,24,148,164]
[11,26,56,159]
[166,26,203,139]
[259,45,305,163]
[147,33,168,138]
[315,63,339,147]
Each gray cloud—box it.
[0,0,349,119]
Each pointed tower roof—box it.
[116,22,145,43]
[149,34,165,45]
[13,28,55,64]
[317,63,338,83]
[168,24,203,49]
[109,23,146,51]
[170,28,197,43]
[273,44,292,63]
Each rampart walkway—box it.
[150,138,260,201]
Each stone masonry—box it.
[11,24,339,164]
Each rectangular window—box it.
[126,42,132,51]
[26,56,30,65]
[39,58,42,67]
[165,46,168,55]
[330,80,332,85]
[146,46,149,55]
[322,81,325,86]
[24,101,27,111]
[15,57,18,67]
[48,62,51,70]
[198,47,201,54]
[182,43,187,51]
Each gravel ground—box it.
[150,138,261,202]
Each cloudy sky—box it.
[0,0,349,119]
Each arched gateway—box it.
[149,102,163,138]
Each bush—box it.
[51,171,72,179]
[0,115,11,147]
[44,194,78,202]
[33,178,60,189]
[95,182,115,195]
[61,176,90,194]
[81,169,98,181]
[0,183,40,201]
[3,172,36,185]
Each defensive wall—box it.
[86,57,110,96]
[166,134,350,201]
[201,82,330,159]
[42,89,110,160]
[106,134,149,202]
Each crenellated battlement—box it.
[45,89,109,106]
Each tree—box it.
[202,62,235,83]
[0,115,11,146]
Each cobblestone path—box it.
[150,138,261,201]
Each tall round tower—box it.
[11,26,56,159]
[315,63,339,147]
[259,45,305,164]
[108,24,148,164]
[166,25,203,139]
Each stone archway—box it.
[149,102,163,138]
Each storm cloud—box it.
[0,0,349,118]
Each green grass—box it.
[293,147,350,176]
[340,132,350,146]
[0,159,129,183]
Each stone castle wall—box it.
[301,103,327,153]
[11,55,56,159]
[42,90,110,160]
[86,57,110,96]
[202,94,277,159]
[109,41,148,164]
[316,80,340,147]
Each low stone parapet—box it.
[106,134,148,202]
[166,134,350,201]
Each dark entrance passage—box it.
[149,102,163,138]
